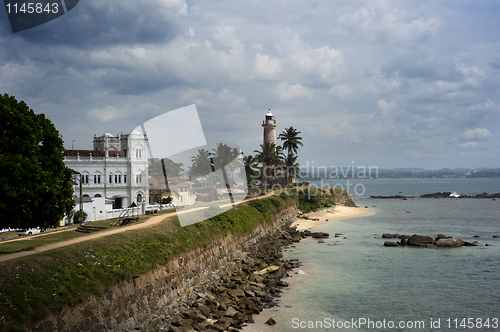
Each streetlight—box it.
[73,170,83,225]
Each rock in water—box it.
[435,238,464,247]
[407,235,435,246]
[384,241,400,247]
[265,317,277,325]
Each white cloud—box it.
[275,29,344,83]
[253,53,281,79]
[459,142,479,149]
[275,83,313,100]
[376,99,398,115]
[337,2,440,42]
[87,106,121,122]
[460,128,492,140]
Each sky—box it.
[1,0,499,170]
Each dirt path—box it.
[0,192,276,263]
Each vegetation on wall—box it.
[0,195,296,332]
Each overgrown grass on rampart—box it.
[0,195,296,332]
[293,187,348,213]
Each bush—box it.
[72,210,87,223]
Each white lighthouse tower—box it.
[262,109,277,146]
[261,109,277,190]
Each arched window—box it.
[136,193,143,203]
[93,172,101,184]
[94,194,102,197]
[82,194,90,198]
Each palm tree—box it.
[278,127,303,156]
[242,154,258,187]
[212,142,242,204]
[190,148,213,176]
[254,142,284,189]
[281,153,300,185]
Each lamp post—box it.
[73,170,83,225]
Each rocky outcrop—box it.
[371,195,414,199]
[420,192,500,198]
[383,233,476,248]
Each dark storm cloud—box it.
[4,0,184,47]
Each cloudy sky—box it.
[1,0,499,169]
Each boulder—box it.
[223,306,238,317]
[407,235,434,246]
[382,233,397,238]
[435,238,464,247]
[265,317,276,326]
[228,289,246,298]
[255,266,280,276]
[384,241,400,247]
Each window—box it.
[124,174,127,183]
[109,174,112,184]
[137,193,143,203]
[83,175,89,184]
[94,174,101,184]
[136,174,142,184]
[136,149,142,158]
[115,174,119,183]
[118,174,121,183]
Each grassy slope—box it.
[0,195,296,332]
[0,189,346,331]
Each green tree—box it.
[242,154,259,187]
[149,158,184,179]
[0,94,74,229]
[190,148,213,177]
[278,126,303,156]
[212,142,242,203]
[254,142,284,189]
[280,153,301,185]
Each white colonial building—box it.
[64,130,149,211]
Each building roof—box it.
[64,150,121,157]
[148,176,193,189]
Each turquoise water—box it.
[246,179,500,331]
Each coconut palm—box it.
[212,142,242,204]
[278,127,303,156]
[280,153,300,185]
[242,154,259,187]
[254,142,284,189]
[190,148,213,176]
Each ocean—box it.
[244,178,500,331]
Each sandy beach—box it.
[291,205,370,231]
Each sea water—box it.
[245,178,500,331]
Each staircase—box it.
[75,225,108,233]
[110,208,139,226]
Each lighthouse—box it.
[261,109,277,190]
[262,109,277,146]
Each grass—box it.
[0,196,296,332]
[0,209,177,254]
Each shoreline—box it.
[291,205,370,231]
[242,205,372,332]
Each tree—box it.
[254,142,284,189]
[280,153,300,185]
[242,154,259,187]
[0,94,74,229]
[278,126,303,156]
[212,142,242,203]
[190,148,213,177]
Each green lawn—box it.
[0,209,176,254]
